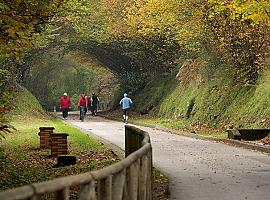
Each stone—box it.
[53,156,77,167]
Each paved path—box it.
[67,115,270,200]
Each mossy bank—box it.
[132,58,270,136]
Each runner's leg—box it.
[63,109,68,118]
[80,106,82,120]
[93,105,97,116]
[123,109,126,122]
[125,108,129,123]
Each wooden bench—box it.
[226,128,270,141]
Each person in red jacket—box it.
[59,93,72,120]
[77,93,88,120]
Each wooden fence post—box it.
[147,149,153,200]
[112,169,126,200]
[139,154,148,200]
[126,159,139,200]
[56,188,69,200]
[79,181,97,200]
[125,126,143,157]
[97,176,112,200]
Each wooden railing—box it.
[0,125,152,200]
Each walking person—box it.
[59,93,72,120]
[90,93,99,116]
[119,93,133,123]
[77,93,88,121]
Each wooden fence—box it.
[0,125,152,200]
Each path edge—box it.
[99,114,270,155]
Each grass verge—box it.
[0,117,118,192]
[153,168,170,200]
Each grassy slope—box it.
[132,63,270,138]
[0,86,117,191]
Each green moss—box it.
[132,61,270,134]
[133,76,178,114]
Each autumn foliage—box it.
[95,0,270,84]
[0,0,270,111]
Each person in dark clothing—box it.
[90,93,99,116]
[59,93,72,120]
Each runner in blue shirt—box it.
[119,93,133,123]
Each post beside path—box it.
[51,133,69,158]
[38,127,55,148]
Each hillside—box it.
[8,86,48,122]
[133,58,270,133]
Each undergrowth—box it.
[132,58,270,135]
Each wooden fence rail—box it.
[0,125,152,200]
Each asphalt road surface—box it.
[67,114,270,200]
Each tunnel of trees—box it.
[0,0,269,121]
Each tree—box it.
[0,0,77,57]
[207,0,270,84]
